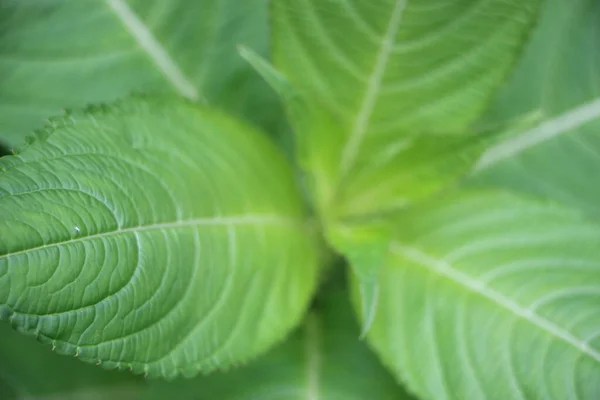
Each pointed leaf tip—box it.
[237,45,296,101]
[358,279,380,339]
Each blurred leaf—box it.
[355,2,600,397]
[471,0,600,216]
[353,190,600,400]
[147,284,416,400]
[485,0,600,121]
[326,219,392,338]
[0,321,142,399]
[271,0,540,219]
[0,0,285,147]
[0,97,319,379]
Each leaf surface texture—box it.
[272,0,539,218]
[0,98,319,378]
[353,191,600,400]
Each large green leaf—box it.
[271,0,539,219]
[0,97,319,379]
[0,321,143,399]
[354,3,600,396]
[146,283,415,400]
[471,0,600,215]
[353,191,600,400]
[0,0,283,148]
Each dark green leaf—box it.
[0,0,284,147]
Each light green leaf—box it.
[0,0,283,148]
[364,5,600,396]
[145,284,416,400]
[271,0,540,219]
[326,220,392,337]
[0,97,319,379]
[0,321,143,400]
[471,0,600,215]
[326,117,533,336]
[352,191,600,400]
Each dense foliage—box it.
[1,0,599,399]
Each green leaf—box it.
[471,0,600,216]
[271,0,540,219]
[238,46,297,104]
[326,220,392,337]
[352,191,600,400]
[0,321,142,399]
[473,99,600,217]
[0,97,319,379]
[485,0,600,123]
[146,284,416,400]
[0,0,283,148]
[364,4,600,396]
[237,45,301,162]
[326,114,536,336]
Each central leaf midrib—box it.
[338,0,407,177]
[391,241,600,363]
[1,214,298,261]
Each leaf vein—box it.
[476,97,600,170]
[391,242,600,363]
[105,0,202,101]
[339,0,407,175]
[1,215,301,260]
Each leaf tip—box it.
[358,280,379,339]
[236,46,294,100]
